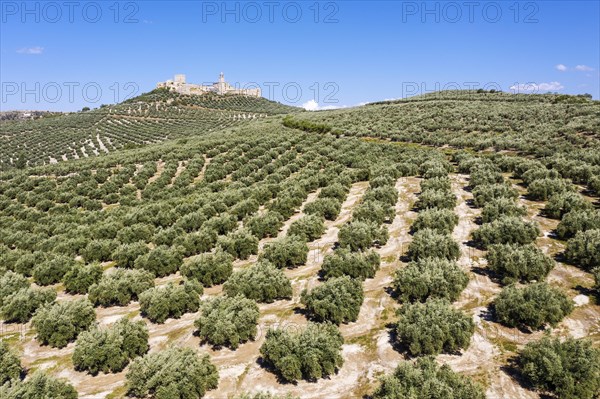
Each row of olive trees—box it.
[466,158,574,331]
[392,163,474,357]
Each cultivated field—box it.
[1,91,599,399]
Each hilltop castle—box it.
[156,73,261,97]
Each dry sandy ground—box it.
[3,173,598,399]
[437,173,600,399]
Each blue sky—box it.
[1,1,598,111]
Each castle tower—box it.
[174,74,186,84]
[217,72,226,94]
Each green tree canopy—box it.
[259,322,344,382]
[372,357,485,399]
[393,258,469,303]
[195,295,260,349]
[517,336,600,399]
[223,260,292,303]
[407,229,460,261]
[32,298,96,348]
[472,216,540,249]
[493,283,573,330]
[139,280,203,324]
[565,229,600,271]
[126,347,219,399]
[301,276,364,324]
[73,317,149,375]
[260,235,308,269]
[320,249,380,280]
[394,299,474,356]
[486,243,555,284]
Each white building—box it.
[157,73,261,97]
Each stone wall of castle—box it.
[156,74,261,97]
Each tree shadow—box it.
[398,253,412,263]
[465,198,477,208]
[255,356,299,385]
[471,265,498,281]
[553,250,570,264]
[384,285,398,299]
[487,303,536,334]
[465,239,483,249]
[292,305,308,316]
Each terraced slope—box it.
[0,90,301,169]
[297,91,600,160]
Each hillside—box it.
[0,90,301,169]
[300,90,600,159]
[1,91,599,399]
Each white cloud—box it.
[509,81,564,93]
[575,65,594,72]
[301,100,346,111]
[302,100,319,111]
[17,47,44,55]
[555,64,568,71]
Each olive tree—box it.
[32,298,96,348]
[545,192,593,220]
[486,244,554,284]
[218,228,259,260]
[245,211,284,239]
[288,214,325,242]
[33,255,77,286]
[394,299,474,356]
[260,235,308,269]
[126,347,218,399]
[393,258,469,303]
[527,178,573,201]
[139,280,203,324]
[73,318,149,375]
[480,197,526,223]
[0,271,29,305]
[472,216,540,249]
[556,210,600,240]
[304,197,342,221]
[472,184,518,208]
[133,245,183,277]
[259,322,344,382]
[223,260,292,303]
[195,295,260,349]
[63,262,103,294]
[564,229,600,271]
[517,336,600,399]
[180,248,234,286]
[415,189,456,210]
[372,357,485,399]
[320,249,380,280]
[88,268,154,307]
[0,341,22,385]
[300,276,364,324]
[1,287,56,323]
[111,242,150,268]
[338,221,389,251]
[407,229,460,261]
[493,283,573,330]
[0,370,77,399]
[412,208,458,234]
